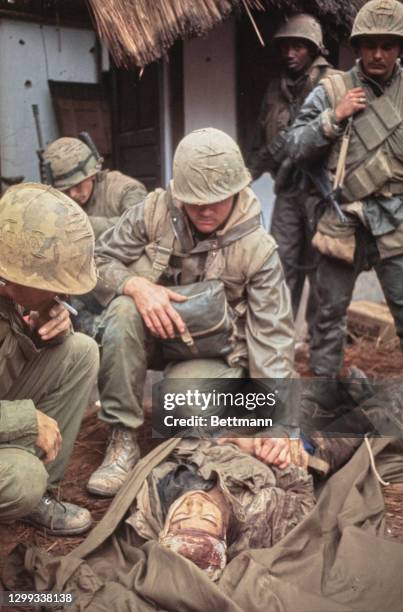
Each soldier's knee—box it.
[102,296,145,341]
[0,451,47,522]
[68,332,99,374]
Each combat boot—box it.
[22,495,92,535]
[87,425,140,497]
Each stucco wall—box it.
[0,20,97,182]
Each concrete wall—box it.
[0,20,97,182]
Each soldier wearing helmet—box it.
[84,128,297,498]
[0,183,99,534]
[288,0,403,377]
[43,135,147,239]
[248,14,339,356]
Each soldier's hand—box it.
[35,410,62,464]
[123,276,187,339]
[253,437,291,469]
[335,88,367,123]
[31,302,71,340]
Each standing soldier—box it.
[249,14,339,345]
[42,135,147,239]
[288,0,403,377]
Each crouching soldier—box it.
[87,127,298,498]
[0,183,99,534]
[42,134,147,239]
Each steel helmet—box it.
[0,183,97,294]
[172,128,251,205]
[274,14,326,53]
[351,0,403,43]
[43,136,102,191]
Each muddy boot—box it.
[21,495,92,535]
[87,426,140,497]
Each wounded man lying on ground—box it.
[126,434,359,581]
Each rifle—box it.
[308,170,348,225]
[32,104,53,185]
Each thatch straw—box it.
[87,0,263,67]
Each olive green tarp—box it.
[3,437,403,611]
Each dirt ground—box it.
[1,337,403,586]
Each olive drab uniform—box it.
[288,0,403,376]
[84,169,147,239]
[42,136,147,239]
[94,185,297,432]
[87,127,297,499]
[248,16,339,339]
[0,184,99,528]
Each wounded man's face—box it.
[168,491,224,538]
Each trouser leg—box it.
[374,253,403,346]
[98,296,153,431]
[271,192,305,319]
[5,333,99,485]
[0,448,47,523]
[310,255,358,376]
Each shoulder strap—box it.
[320,72,354,109]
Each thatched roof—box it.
[86,0,366,68]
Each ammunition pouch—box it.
[353,95,401,152]
[343,147,394,202]
[161,280,236,362]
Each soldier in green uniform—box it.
[249,14,339,340]
[288,0,403,376]
[0,183,99,534]
[87,128,297,498]
[43,135,147,239]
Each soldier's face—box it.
[358,36,401,83]
[0,280,55,310]
[64,176,95,207]
[183,196,235,234]
[279,38,314,74]
[167,491,224,538]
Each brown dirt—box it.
[1,338,403,587]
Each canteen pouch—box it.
[161,280,235,361]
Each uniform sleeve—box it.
[245,248,300,428]
[90,216,120,240]
[0,399,38,445]
[119,181,148,213]
[246,249,295,379]
[247,88,279,181]
[287,84,345,166]
[95,201,149,295]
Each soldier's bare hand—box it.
[253,437,291,469]
[35,410,62,464]
[34,303,71,340]
[123,276,187,339]
[335,88,367,123]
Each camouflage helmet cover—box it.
[43,137,101,191]
[0,183,97,294]
[351,0,403,42]
[172,128,251,205]
[274,13,326,52]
